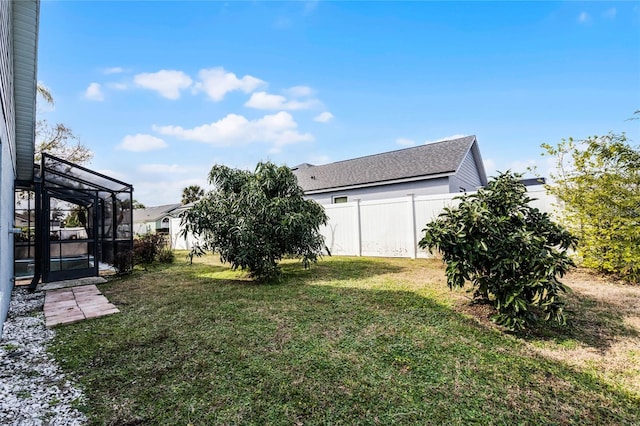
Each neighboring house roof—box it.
[13,0,40,183]
[292,135,486,193]
[132,204,181,223]
[520,177,546,186]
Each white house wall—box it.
[0,0,15,336]
[305,176,450,205]
[133,221,156,236]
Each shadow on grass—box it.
[53,274,639,426]
[119,256,636,354]
[515,291,639,351]
[180,256,406,287]
[280,256,405,283]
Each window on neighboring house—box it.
[333,196,348,204]
[159,217,170,234]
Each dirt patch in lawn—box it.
[449,267,640,397]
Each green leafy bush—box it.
[542,131,640,283]
[157,248,175,264]
[419,171,577,330]
[133,233,167,268]
[181,162,328,281]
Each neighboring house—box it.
[292,136,488,205]
[1,1,39,335]
[132,203,182,235]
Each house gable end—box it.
[451,138,487,191]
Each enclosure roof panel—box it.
[42,154,133,201]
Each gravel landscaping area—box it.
[1,287,87,426]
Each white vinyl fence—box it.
[167,186,557,259]
[169,217,202,250]
[320,186,557,259]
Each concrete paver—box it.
[44,284,119,327]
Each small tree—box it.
[542,131,640,283]
[419,172,577,330]
[36,121,93,165]
[181,162,328,281]
[132,199,146,209]
[36,82,93,165]
[181,185,204,205]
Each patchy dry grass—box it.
[49,254,640,425]
[520,269,640,397]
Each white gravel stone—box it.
[1,287,87,425]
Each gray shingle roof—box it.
[132,203,181,223]
[292,135,477,192]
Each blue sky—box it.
[37,1,640,206]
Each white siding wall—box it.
[305,177,450,205]
[0,0,15,336]
[449,150,483,192]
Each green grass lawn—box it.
[49,253,640,425]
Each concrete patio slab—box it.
[39,276,108,291]
[44,284,119,327]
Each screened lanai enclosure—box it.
[15,154,133,287]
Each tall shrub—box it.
[419,172,577,330]
[133,233,168,268]
[181,162,328,281]
[542,131,640,283]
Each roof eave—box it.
[303,171,454,194]
[470,138,488,186]
[13,0,39,183]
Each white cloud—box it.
[103,67,125,75]
[424,134,467,143]
[313,111,334,123]
[106,82,128,90]
[483,158,497,175]
[134,70,193,99]
[194,67,265,101]
[139,164,188,174]
[154,111,313,151]
[396,138,416,147]
[117,134,168,152]
[134,178,209,206]
[578,11,591,23]
[603,8,617,20]
[245,91,318,110]
[508,159,538,174]
[286,85,314,97]
[84,83,104,101]
[308,154,330,164]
